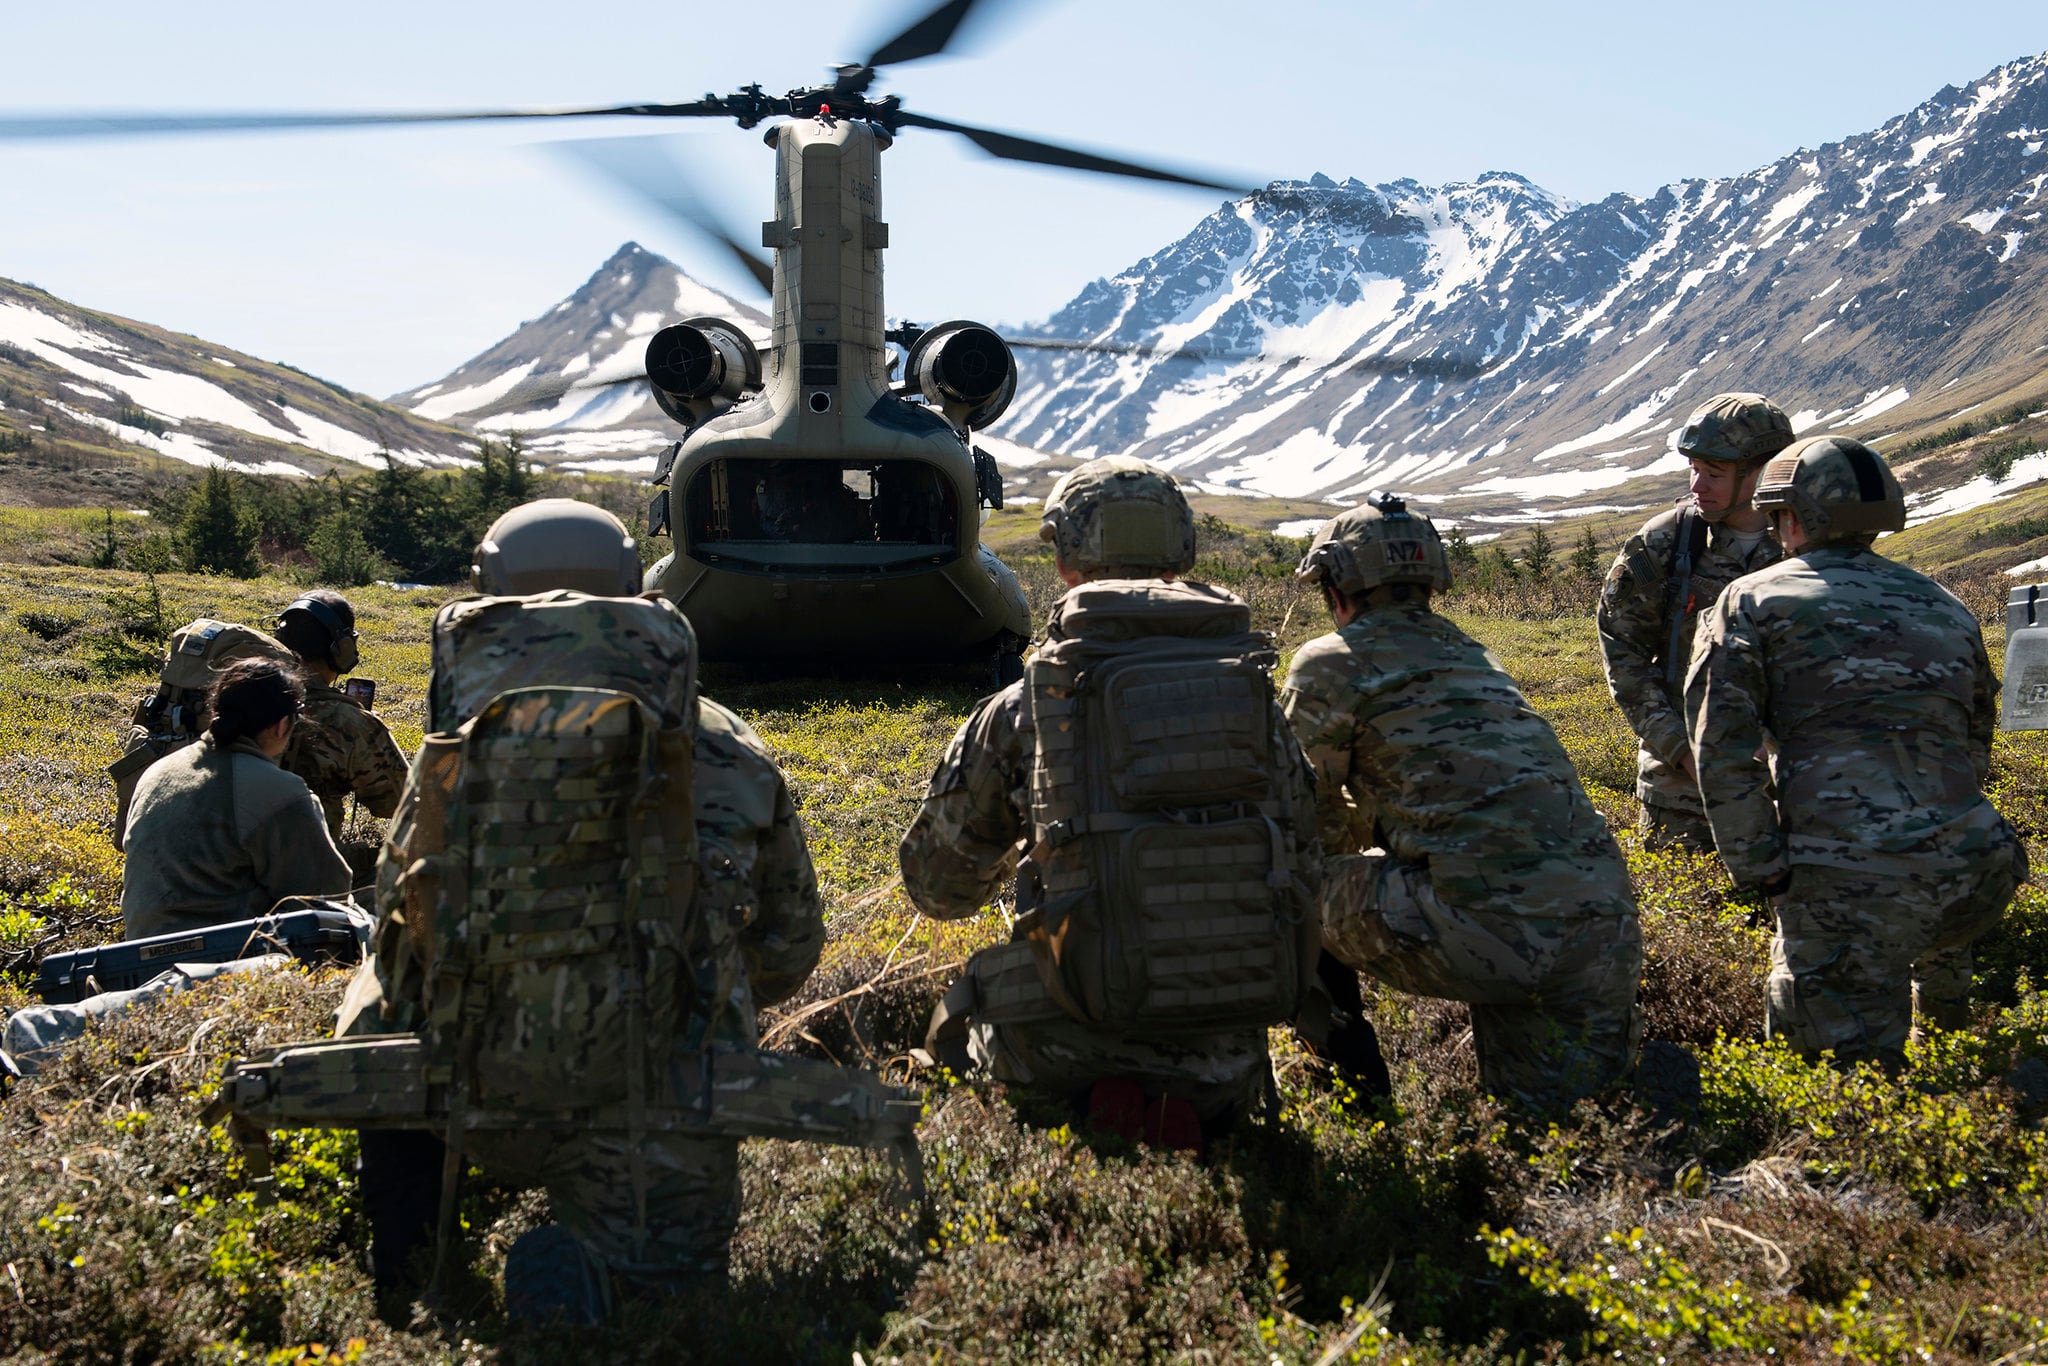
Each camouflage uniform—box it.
[120,734,353,940]
[1598,506,1780,849]
[284,678,408,853]
[337,694,824,1282]
[1686,543,2024,1065]
[1283,607,1643,1111]
[899,656,1316,1121]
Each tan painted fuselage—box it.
[647,115,1031,664]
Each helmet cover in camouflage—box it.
[1037,457,1196,576]
[473,499,642,597]
[1676,392,1796,466]
[1752,436,1906,543]
[1294,492,1453,596]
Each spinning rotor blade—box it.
[554,137,773,293]
[464,334,1484,427]
[866,0,1000,68]
[893,111,1251,193]
[992,335,1488,379]
[0,101,731,142]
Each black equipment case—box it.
[34,905,370,1005]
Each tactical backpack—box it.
[213,592,920,1236]
[391,592,703,1132]
[1017,580,1318,1034]
[108,619,299,848]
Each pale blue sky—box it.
[1,1,2042,395]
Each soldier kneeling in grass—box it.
[1286,494,1645,1113]
[900,457,1351,1150]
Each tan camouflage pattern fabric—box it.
[1685,543,2026,1065]
[1295,498,1452,595]
[1676,392,1796,465]
[899,643,1317,1116]
[1638,803,1716,855]
[1282,605,1642,1110]
[1598,505,1781,820]
[283,679,408,841]
[1036,456,1197,575]
[338,695,824,1278]
[1752,436,1907,543]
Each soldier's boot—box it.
[504,1225,610,1327]
[1308,951,1394,1102]
[1912,943,1974,1039]
[358,1128,445,1316]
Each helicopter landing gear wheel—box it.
[990,642,1025,690]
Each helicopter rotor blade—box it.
[892,111,1252,193]
[865,0,1004,68]
[0,101,734,143]
[553,137,774,294]
[1006,334,1487,378]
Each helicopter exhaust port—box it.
[906,321,1017,431]
[646,317,762,430]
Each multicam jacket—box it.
[1598,504,1781,812]
[284,679,410,838]
[1684,544,2017,894]
[1281,605,1634,921]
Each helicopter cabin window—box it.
[683,457,959,570]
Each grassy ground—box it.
[2,509,2047,1363]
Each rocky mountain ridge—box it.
[998,51,2048,511]
[390,242,764,471]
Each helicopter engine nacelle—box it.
[647,317,764,431]
[906,321,1017,431]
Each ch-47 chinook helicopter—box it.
[0,0,1473,679]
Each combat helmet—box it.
[1752,436,1906,545]
[1294,492,1453,597]
[1038,456,1197,577]
[277,588,361,674]
[1676,393,1796,467]
[473,499,643,596]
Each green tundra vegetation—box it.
[1,503,2046,1364]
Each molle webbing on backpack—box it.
[420,687,699,1115]
[1020,581,1316,1033]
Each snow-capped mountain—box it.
[998,51,2048,508]
[392,242,766,471]
[0,277,471,478]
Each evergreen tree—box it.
[176,466,260,577]
[1523,525,1555,579]
[1481,543,1519,584]
[1570,525,1603,579]
[89,508,121,569]
[1445,524,1478,572]
[307,507,389,587]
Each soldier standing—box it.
[272,590,409,877]
[1286,495,1643,1112]
[1686,438,2025,1067]
[335,500,826,1323]
[900,457,1326,1147]
[1598,394,1795,851]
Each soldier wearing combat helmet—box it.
[337,498,826,1322]
[1686,438,2025,1067]
[272,589,408,876]
[1598,393,1796,852]
[1285,493,1643,1112]
[900,456,1339,1147]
